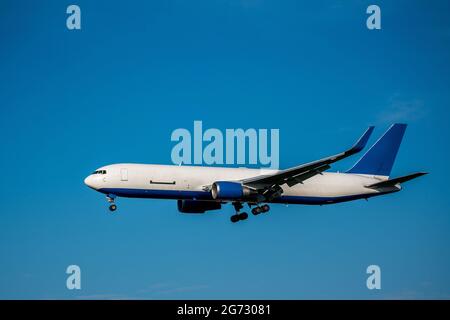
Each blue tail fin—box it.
[346,124,407,176]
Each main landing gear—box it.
[230,202,271,223]
[107,194,117,212]
[230,202,248,223]
[251,204,270,216]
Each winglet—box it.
[347,126,375,154]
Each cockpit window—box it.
[92,170,107,175]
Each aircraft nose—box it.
[84,175,95,189]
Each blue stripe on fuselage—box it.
[99,188,211,200]
[98,188,395,205]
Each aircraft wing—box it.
[241,126,375,194]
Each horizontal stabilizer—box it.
[366,172,427,189]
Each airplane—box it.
[84,123,427,223]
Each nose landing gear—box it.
[107,194,117,212]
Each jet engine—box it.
[211,181,256,200]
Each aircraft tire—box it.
[252,207,262,215]
[239,212,248,220]
[230,215,239,223]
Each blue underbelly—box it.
[98,188,386,205]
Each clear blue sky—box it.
[1,0,449,299]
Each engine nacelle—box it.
[211,181,255,200]
[177,200,221,214]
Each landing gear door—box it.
[120,168,128,181]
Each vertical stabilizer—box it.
[346,124,407,177]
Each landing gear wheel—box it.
[239,212,248,220]
[230,215,240,223]
[261,204,270,213]
[109,204,117,212]
[251,207,262,215]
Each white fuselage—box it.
[84,163,397,205]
